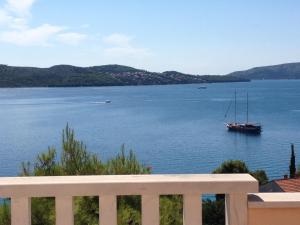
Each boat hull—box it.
[226,123,262,134]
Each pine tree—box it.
[289,144,296,178]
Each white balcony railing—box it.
[1,174,259,225]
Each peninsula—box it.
[0,64,247,87]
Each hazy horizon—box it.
[0,0,299,74]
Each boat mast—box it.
[234,90,237,123]
[246,92,249,123]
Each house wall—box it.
[248,208,300,225]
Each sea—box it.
[0,80,300,180]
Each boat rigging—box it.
[225,91,262,134]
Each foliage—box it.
[31,198,55,225]
[213,160,250,174]
[61,124,104,176]
[213,160,269,185]
[117,196,141,225]
[250,170,269,185]
[297,164,300,177]
[290,144,296,178]
[160,196,183,225]
[106,144,151,175]
[0,200,10,225]
[203,199,225,225]
[34,147,61,176]
[74,196,99,225]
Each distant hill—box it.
[0,64,247,87]
[227,62,300,80]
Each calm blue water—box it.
[0,80,300,179]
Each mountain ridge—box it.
[0,64,247,87]
[227,62,300,80]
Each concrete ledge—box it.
[0,174,258,198]
[248,193,300,208]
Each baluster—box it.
[11,197,31,225]
[56,196,74,225]
[225,193,247,225]
[142,195,160,225]
[183,194,202,225]
[99,195,117,225]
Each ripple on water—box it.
[0,81,300,180]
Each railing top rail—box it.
[248,193,300,208]
[0,174,257,185]
[0,174,258,198]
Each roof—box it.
[275,178,300,192]
[260,177,300,192]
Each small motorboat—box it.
[105,100,111,103]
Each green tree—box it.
[61,124,104,176]
[0,125,158,225]
[105,144,151,175]
[0,200,10,225]
[290,144,296,178]
[160,196,183,225]
[250,170,268,185]
[203,199,225,225]
[34,147,61,176]
[213,160,269,185]
[213,160,249,174]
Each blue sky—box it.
[0,0,300,74]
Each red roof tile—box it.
[275,178,300,192]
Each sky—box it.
[0,0,300,75]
